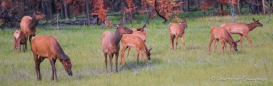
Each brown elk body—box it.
[31,36,72,81]
[120,34,151,65]
[220,18,263,48]
[208,26,238,54]
[13,30,27,52]
[169,20,187,50]
[125,24,147,57]
[101,24,133,73]
[20,11,46,49]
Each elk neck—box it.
[29,15,39,29]
[112,29,123,45]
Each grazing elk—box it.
[101,24,133,73]
[31,36,72,81]
[208,26,238,54]
[169,20,187,50]
[13,30,27,52]
[220,18,263,48]
[120,34,152,65]
[20,11,46,49]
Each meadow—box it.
[0,14,272,86]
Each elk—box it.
[120,34,152,65]
[30,36,72,82]
[220,18,263,48]
[20,11,46,49]
[101,24,133,73]
[169,20,187,50]
[208,26,238,54]
[13,30,27,52]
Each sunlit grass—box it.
[0,14,272,86]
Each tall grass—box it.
[0,15,272,86]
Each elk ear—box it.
[113,24,119,28]
[142,24,147,28]
[252,18,256,21]
[149,48,152,51]
[235,40,240,43]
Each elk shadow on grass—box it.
[119,57,162,71]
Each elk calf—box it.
[13,30,27,52]
[169,20,187,50]
[221,18,263,48]
[208,26,238,54]
[31,36,72,81]
[101,24,133,73]
[120,34,152,65]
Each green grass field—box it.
[0,14,272,86]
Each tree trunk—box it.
[121,0,126,24]
[63,0,69,19]
[85,0,91,26]
[60,0,65,18]
[262,0,265,14]
[237,0,241,14]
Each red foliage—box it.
[156,0,184,21]
[200,0,213,11]
[218,10,229,16]
[124,0,137,22]
[91,0,109,24]
[220,0,237,5]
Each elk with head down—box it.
[208,26,239,54]
[169,19,187,50]
[120,34,151,65]
[101,24,133,73]
[20,11,46,50]
[30,36,72,82]
[220,18,263,48]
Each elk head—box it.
[179,19,187,28]
[34,11,46,20]
[230,40,239,52]
[146,48,152,60]
[252,18,263,27]
[117,24,133,34]
[60,57,73,76]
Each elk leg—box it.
[37,56,45,79]
[126,48,131,59]
[49,58,58,82]
[181,35,186,51]
[175,36,179,50]
[13,38,16,51]
[170,35,175,50]
[229,43,232,54]
[214,39,219,53]
[115,53,119,73]
[239,34,243,48]
[33,54,41,80]
[23,43,27,52]
[109,54,113,72]
[104,53,108,73]
[139,50,145,64]
[221,40,225,55]
[25,35,28,50]
[136,51,140,65]
[244,34,253,47]
[120,46,128,65]
[208,37,214,54]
